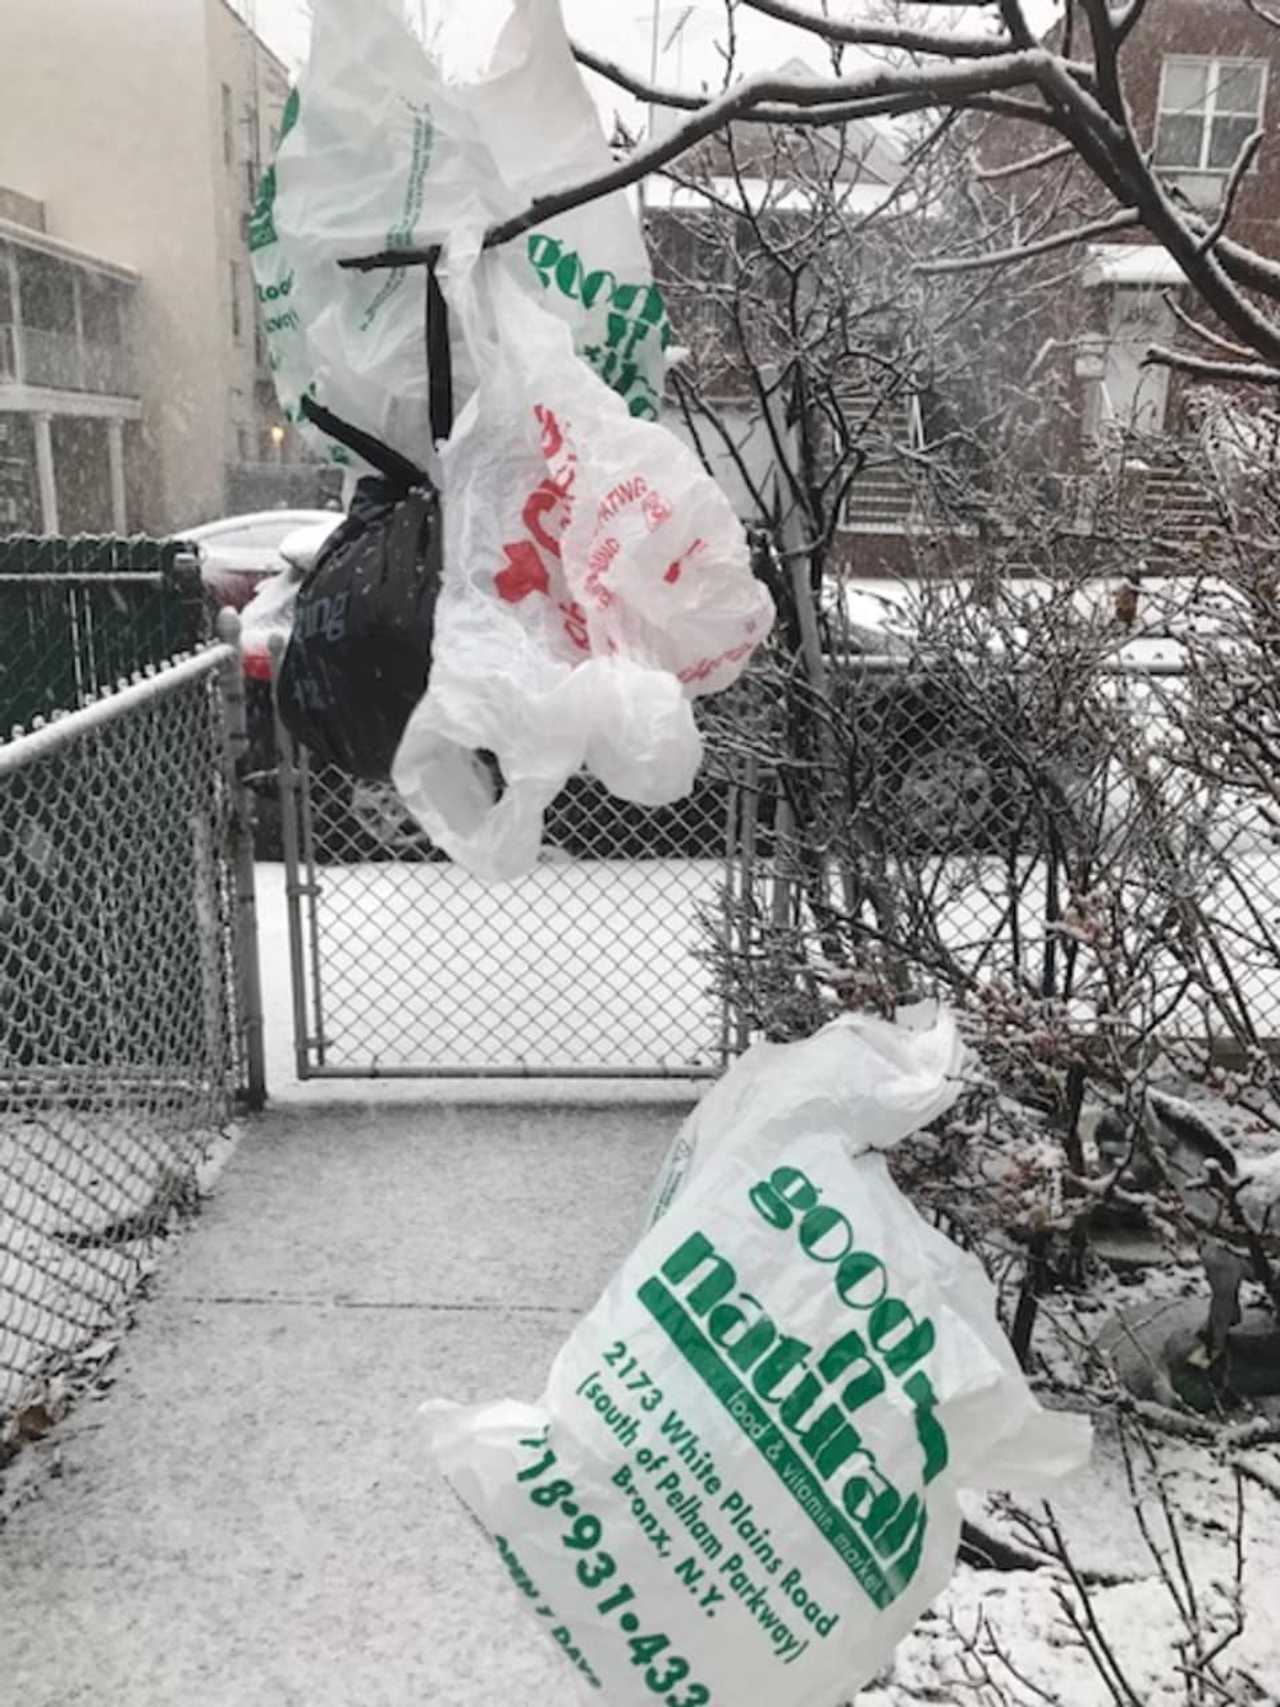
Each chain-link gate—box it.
[0,639,263,1437]
[275,714,741,1079]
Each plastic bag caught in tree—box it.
[250,0,672,473]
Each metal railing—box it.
[0,639,262,1439]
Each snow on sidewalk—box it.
[3,970,1278,1703]
[0,1098,683,1706]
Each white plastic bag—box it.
[646,1002,969,1228]
[250,0,672,472]
[422,1008,1091,1704]
[391,257,773,881]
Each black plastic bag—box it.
[276,470,443,780]
[275,255,453,781]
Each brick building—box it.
[982,0,1279,464]
[644,94,915,571]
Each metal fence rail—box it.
[0,642,259,1438]
[0,534,207,739]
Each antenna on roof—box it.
[663,4,695,53]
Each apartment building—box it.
[979,0,1280,456]
[0,0,308,535]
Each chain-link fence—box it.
[0,643,259,1441]
[277,724,742,1079]
[0,534,207,739]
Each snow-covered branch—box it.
[1142,347,1280,386]
[1196,129,1266,258]
[914,207,1139,275]
[976,139,1076,180]
[341,51,1059,272]
[737,0,1016,60]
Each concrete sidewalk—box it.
[0,1099,689,1706]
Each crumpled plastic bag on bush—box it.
[422,1006,1092,1705]
[391,256,773,880]
[251,0,672,473]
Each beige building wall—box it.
[0,0,288,530]
[206,0,290,479]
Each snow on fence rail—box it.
[0,641,260,1438]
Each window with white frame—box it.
[1154,57,1267,173]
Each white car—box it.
[175,508,343,611]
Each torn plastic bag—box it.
[250,0,671,475]
[391,256,773,880]
[420,1007,1091,1705]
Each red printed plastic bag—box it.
[392,255,773,881]
[421,1009,1091,1704]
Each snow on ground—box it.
[4,852,1280,1697]
[262,855,731,1078]
[861,1420,1280,1706]
[0,1110,235,1412]
[251,839,1280,1084]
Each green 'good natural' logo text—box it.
[637,1164,948,1609]
[526,232,671,421]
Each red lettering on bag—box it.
[522,480,569,560]
[495,540,550,604]
[494,409,581,606]
[664,537,707,585]
[597,476,648,526]
[559,600,590,652]
[584,536,620,608]
[535,405,564,460]
[677,637,755,686]
[641,488,672,531]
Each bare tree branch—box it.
[1035,56,1280,366]
[1196,130,1266,257]
[738,0,1016,59]
[914,207,1140,275]
[1144,346,1280,385]
[572,44,705,113]
[977,138,1076,180]
[1241,0,1280,30]
[1163,294,1258,360]
[341,52,1061,272]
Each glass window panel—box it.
[1214,62,1264,114]
[1162,60,1208,112]
[1154,113,1205,167]
[16,251,76,333]
[1208,114,1259,169]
